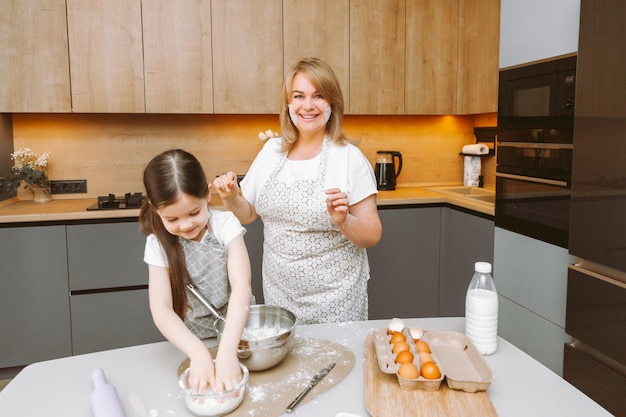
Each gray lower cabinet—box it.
[244,217,265,304]
[367,207,441,319]
[0,226,72,367]
[439,207,495,316]
[0,221,164,369]
[66,222,163,354]
[367,206,494,320]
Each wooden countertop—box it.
[0,186,494,224]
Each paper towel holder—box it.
[460,127,496,156]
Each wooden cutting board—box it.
[179,336,354,417]
[365,332,498,417]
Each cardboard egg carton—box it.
[373,328,495,392]
[372,328,444,391]
[423,331,495,392]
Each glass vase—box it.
[32,186,52,203]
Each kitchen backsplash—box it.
[9,113,496,200]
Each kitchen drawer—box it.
[70,288,163,355]
[563,343,626,417]
[565,268,626,364]
[67,222,147,290]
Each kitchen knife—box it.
[286,362,336,413]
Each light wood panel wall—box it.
[12,113,496,200]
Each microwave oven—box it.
[498,54,577,144]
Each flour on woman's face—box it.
[288,103,331,129]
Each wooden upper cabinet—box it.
[66,0,145,113]
[142,0,213,114]
[0,0,71,112]
[211,0,283,114]
[283,0,350,110]
[405,0,459,115]
[456,0,500,114]
[350,0,406,114]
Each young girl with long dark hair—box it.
[139,149,251,394]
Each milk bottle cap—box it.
[475,262,492,273]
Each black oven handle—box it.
[497,142,574,150]
[496,172,569,187]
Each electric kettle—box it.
[375,150,403,190]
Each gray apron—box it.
[180,226,229,339]
[256,138,369,324]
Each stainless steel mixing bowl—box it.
[216,304,297,371]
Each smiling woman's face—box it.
[288,72,331,135]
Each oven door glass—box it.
[497,143,573,182]
[496,173,570,248]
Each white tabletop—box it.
[0,317,611,417]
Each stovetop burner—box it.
[87,192,145,211]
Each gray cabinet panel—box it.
[244,218,264,304]
[367,207,441,319]
[67,222,147,290]
[499,294,570,376]
[0,226,72,367]
[70,289,163,355]
[494,228,574,327]
[439,208,494,316]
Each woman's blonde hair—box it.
[279,57,349,150]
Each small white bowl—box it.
[178,363,248,417]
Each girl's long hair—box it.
[279,57,350,151]
[139,149,209,319]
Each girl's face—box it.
[288,72,331,135]
[156,189,210,242]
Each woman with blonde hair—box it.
[214,57,381,324]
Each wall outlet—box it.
[50,180,87,194]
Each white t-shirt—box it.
[241,137,377,205]
[144,209,245,268]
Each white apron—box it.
[256,138,369,324]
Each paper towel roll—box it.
[464,156,481,186]
[462,144,489,155]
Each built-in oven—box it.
[496,167,571,249]
[496,54,576,249]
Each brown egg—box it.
[389,332,406,345]
[398,363,419,379]
[415,340,431,354]
[395,350,415,364]
[391,341,410,354]
[420,362,441,379]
